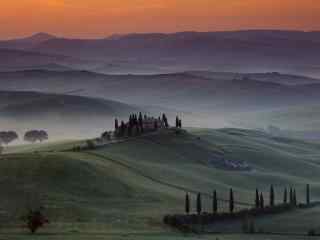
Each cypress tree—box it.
[255,189,260,209]
[139,112,143,123]
[229,189,234,213]
[197,193,202,215]
[290,188,294,205]
[115,118,119,130]
[260,193,264,209]
[185,193,190,214]
[179,119,182,128]
[306,184,310,205]
[270,185,275,207]
[283,188,288,204]
[120,121,125,136]
[135,114,138,125]
[213,190,218,214]
[176,116,179,128]
[162,114,169,128]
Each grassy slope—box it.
[3,140,83,154]
[1,128,320,239]
[233,105,320,132]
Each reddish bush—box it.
[23,207,49,234]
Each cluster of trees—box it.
[185,189,235,216]
[114,113,170,138]
[24,130,48,143]
[184,184,311,216]
[255,185,306,209]
[0,130,49,146]
[0,131,19,145]
[175,116,182,128]
[101,131,112,141]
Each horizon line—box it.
[2,28,320,41]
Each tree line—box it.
[184,184,311,215]
[164,184,312,232]
[0,130,49,145]
[114,112,169,138]
[103,113,182,139]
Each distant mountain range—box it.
[0,32,56,49]
[1,30,320,76]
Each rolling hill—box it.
[0,48,76,72]
[232,104,320,139]
[0,32,56,49]
[1,70,318,136]
[1,128,320,239]
[2,31,320,76]
[187,71,320,85]
[0,91,139,140]
[0,70,319,113]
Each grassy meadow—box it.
[1,128,320,239]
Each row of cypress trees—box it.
[185,184,311,215]
[185,189,235,215]
[255,185,311,208]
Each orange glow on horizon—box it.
[0,0,319,39]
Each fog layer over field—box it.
[1,31,320,141]
[0,69,319,142]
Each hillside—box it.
[0,91,135,117]
[1,128,320,238]
[0,48,82,72]
[6,63,74,72]
[0,91,139,140]
[232,105,320,139]
[187,71,320,85]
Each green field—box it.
[1,128,320,239]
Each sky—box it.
[0,0,319,39]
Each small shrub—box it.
[308,229,316,236]
[22,207,49,234]
[86,140,95,150]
